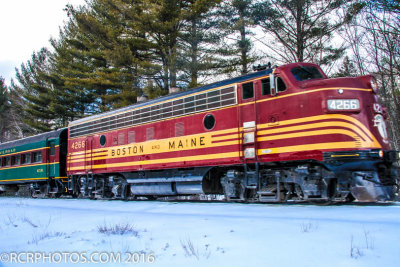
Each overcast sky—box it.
[0,0,86,85]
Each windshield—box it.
[291,66,324,81]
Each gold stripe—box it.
[69,152,107,160]
[0,147,50,157]
[257,121,371,142]
[0,177,47,182]
[258,129,362,142]
[258,141,365,155]
[68,138,240,163]
[69,127,240,156]
[0,176,67,182]
[330,154,360,158]
[68,151,240,171]
[258,114,380,148]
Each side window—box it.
[261,79,271,95]
[242,82,254,100]
[15,155,21,165]
[11,156,16,166]
[277,77,287,92]
[32,151,42,163]
[50,142,56,156]
[23,153,31,164]
[4,157,10,166]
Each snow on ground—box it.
[0,198,399,267]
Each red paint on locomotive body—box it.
[66,63,390,177]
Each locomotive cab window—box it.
[262,78,271,95]
[276,77,287,92]
[291,66,324,81]
[242,82,254,100]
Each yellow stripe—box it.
[69,152,107,160]
[0,176,67,182]
[258,114,380,147]
[68,138,240,163]
[330,154,360,158]
[257,121,371,142]
[0,177,47,182]
[68,151,240,171]
[0,147,49,157]
[258,141,365,155]
[258,129,362,142]
[69,127,240,161]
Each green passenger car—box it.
[0,129,68,196]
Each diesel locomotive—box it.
[1,62,399,202]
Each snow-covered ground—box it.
[0,198,399,267]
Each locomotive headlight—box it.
[327,99,360,111]
[370,76,378,93]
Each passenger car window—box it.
[242,82,254,100]
[50,142,56,156]
[21,153,31,164]
[32,151,42,163]
[4,157,10,166]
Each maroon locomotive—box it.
[64,62,399,203]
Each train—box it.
[1,62,399,203]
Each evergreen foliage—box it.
[8,0,359,134]
[253,0,351,66]
[333,56,359,77]
[218,0,259,74]
[12,48,55,132]
[0,77,10,143]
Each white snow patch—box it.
[0,198,399,266]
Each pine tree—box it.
[218,0,259,74]
[177,0,229,88]
[254,0,350,66]
[334,56,359,77]
[13,48,56,132]
[0,77,10,142]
